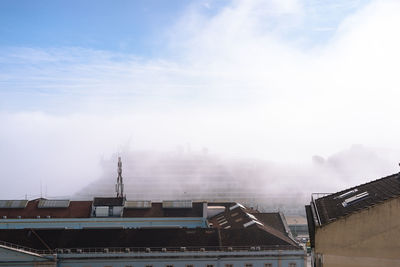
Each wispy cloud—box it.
[1,0,400,198]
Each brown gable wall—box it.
[315,196,400,267]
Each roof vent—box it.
[180,247,186,252]
[2,216,6,219]
[162,248,167,252]
[200,248,205,252]
[342,191,369,207]
[145,248,151,253]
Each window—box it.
[245,264,253,267]
[145,265,153,267]
[186,265,194,267]
[206,265,214,267]
[166,265,174,267]
[225,264,234,267]
[125,265,133,267]
[264,264,272,267]
[289,263,297,267]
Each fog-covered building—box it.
[76,151,304,214]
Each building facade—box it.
[0,199,305,267]
[306,173,400,267]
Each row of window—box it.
[142,264,295,267]
[80,264,297,267]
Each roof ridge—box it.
[320,172,400,200]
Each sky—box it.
[1,0,400,198]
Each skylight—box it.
[342,191,369,207]
[0,200,28,209]
[335,189,358,199]
[38,199,70,208]
[243,220,256,228]
[246,213,257,220]
[229,203,245,211]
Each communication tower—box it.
[116,157,124,198]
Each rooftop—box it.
[312,172,400,226]
[0,199,92,219]
[208,203,296,247]
[0,228,301,252]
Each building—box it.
[285,216,308,240]
[0,199,305,267]
[76,151,305,214]
[305,172,400,267]
[0,158,305,266]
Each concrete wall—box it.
[315,197,400,267]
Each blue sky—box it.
[0,0,186,55]
[0,0,234,57]
[0,0,372,113]
[2,0,400,198]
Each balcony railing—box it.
[0,240,301,256]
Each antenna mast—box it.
[116,157,124,198]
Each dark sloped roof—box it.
[0,199,92,219]
[122,202,204,217]
[0,228,301,250]
[252,213,286,234]
[208,203,299,248]
[314,172,400,225]
[93,197,124,206]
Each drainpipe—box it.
[278,250,282,267]
[217,228,222,247]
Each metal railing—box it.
[311,193,331,201]
[0,240,50,255]
[0,241,300,256]
[311,193,331,226]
